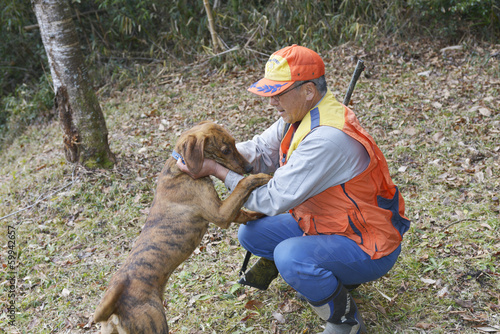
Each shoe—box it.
[319,319,366,334]
[238,257,279,290]
[309,283,367,334]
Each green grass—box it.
[1,38,499,333]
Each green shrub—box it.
[0,75,54,151]
[1,0,498,149]
[0,0,45,97]
[409,0,499,39]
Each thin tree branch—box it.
[24,9,106,31]
[441,218,479,231]
[0,166,79,221]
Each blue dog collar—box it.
[172,150,185,165]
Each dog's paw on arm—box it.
[233,209,267,224]
[243,210,267,221]
[240,173,272,189]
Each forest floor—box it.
[1,38,499,333]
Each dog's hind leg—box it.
[94,279,127,324]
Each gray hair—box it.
[310,75,327,95]
[295,75,327,95]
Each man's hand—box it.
[176,158,230,182]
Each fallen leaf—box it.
[240,313,256,322]
[169,315,182,323]
[281,299,302,313]
[416,322,433,330]
[476,326,500,333]
[461,313,488,323]
[272,311,285,323]
[438,172,449,179]
[476,171,485,182]
[433,131,444,142]
[478,107,491,117]
[437,286,449,298]
[480,223,493,230]
[375,304,387,315]
[421,277,437,285]
[61,288,71,297]
[188,294,211,306]
[418,70,432,77]
[455,299,474,308]
[483,96,495,102]
[403,127,417,136]
[440,45,463,52]
[244,300,264,310]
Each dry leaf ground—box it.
[1,38,499,333]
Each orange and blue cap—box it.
[248,45,325,97]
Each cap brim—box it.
[247,78,294,97]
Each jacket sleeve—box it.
[226,126,370,216]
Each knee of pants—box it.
[237,223,253,251]
[273,238,340,300]
[237,222,271,257]
[237,214,303,260]
[273,239,306,283]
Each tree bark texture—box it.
[33,0,115,168]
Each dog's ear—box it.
[182,134,206,175]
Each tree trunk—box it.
[33,0,115,168]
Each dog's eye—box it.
[222,148,231,155]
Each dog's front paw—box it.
[246,173,272,188]
[234,210,266,224]
[244,210,267,221]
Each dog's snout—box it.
[245,165,253,174]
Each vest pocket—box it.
[377,188,411,236]
[347,212,364,245]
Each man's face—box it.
[269,82,316,124]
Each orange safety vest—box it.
[280,91,410,259]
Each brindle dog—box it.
[94,121,271,333]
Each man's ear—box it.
[181,134,206,175]
[305,82,317,101]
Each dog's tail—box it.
[94,278,127,323]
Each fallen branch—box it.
[244,47,271,58]
[206,45,240,59]
[441,218,479,231]
[186,45,241,68]
[0,166,79,221]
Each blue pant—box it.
[238,214,401,303]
